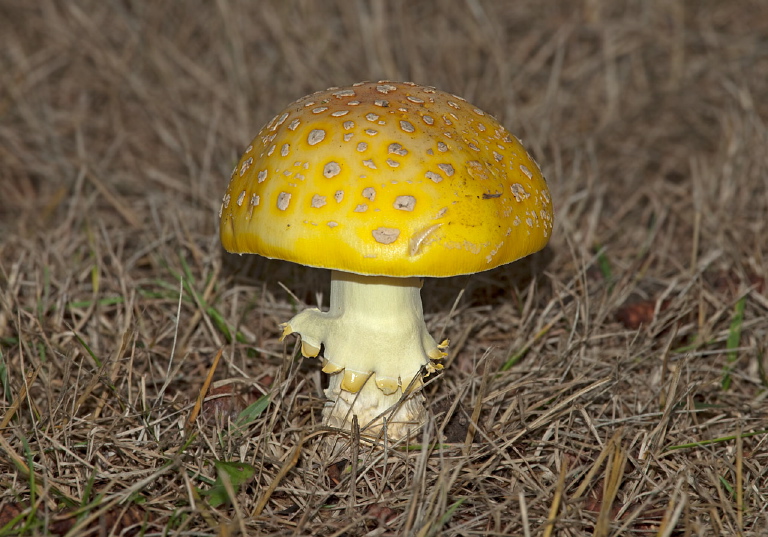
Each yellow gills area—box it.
[220,81,553,277]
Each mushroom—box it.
[220,81,553,440]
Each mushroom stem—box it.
[282,270,445,439]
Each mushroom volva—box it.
[219,81,553,440]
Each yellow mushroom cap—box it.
[220,81,553,278]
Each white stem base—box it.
[281,271,446,439]
[322,372,427,439]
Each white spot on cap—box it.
[363,159,377,169]
[394,195,416,211]
[222,193,231,209]
[493,151,503,162]
[365,129,378,136]
[237,191,246,206]
[331,110,349,117]
[388,143,408,156]
[400,120,415,133]
[467,160,487,180]
[343,121,355,130]
[372,227,400,244]
[343,133,353,142]
[362,187,376,201]
[437,142,448,152]
[323,161,341,178]
[437,163,455,176]
[374,99,389,107]
[257,170,267,183]
[277,192,291,211]
[409,223,441,256]
[354,204,368,212]
[511,183,530,202]
[486,241,504,263]
[328,221,339,228]
[426,171,443,183]
[422,115,434,125]
[250,194,260,207]
[281,144,290,157]
[266,145,276,156]
[376,84,397,93]
[239,157,253,176]
[308,129,326,145]
[276,112,289,126]
[357,142,368,152]
[366,113,379,122]
[333,89,356,98]
[520,164,533,179]
[288,119,300,131]
[311,194,326,208]
[312,106,328,114]
[407,96,424,104]
[386,158,399,168]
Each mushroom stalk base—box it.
[282,270,444,440]
[322,374,427,440]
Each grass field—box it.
[1,1,767,535]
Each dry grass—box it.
[1,1,767,535]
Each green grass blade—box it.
[426,498,466,537]
[72,330,102,368]
[721,295,746,390]
[665,429,767,452]
[236,394,270,427]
